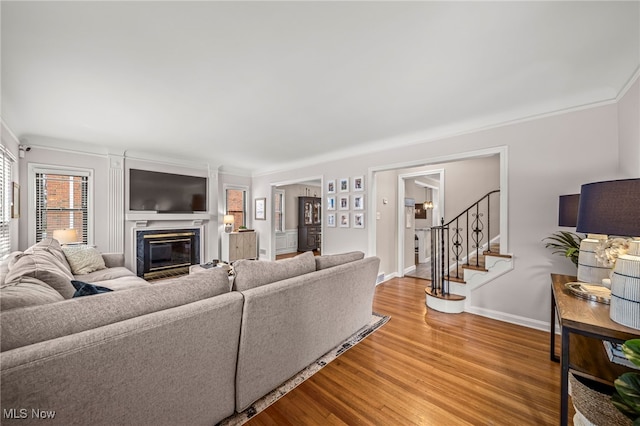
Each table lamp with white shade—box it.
[576,178,640,330]
[223,215,235,233]
[52,229,80,245]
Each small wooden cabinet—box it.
[298,197,321,252]
[221,231,257,263]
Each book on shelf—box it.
[603,341,639,370]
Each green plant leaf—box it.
[613,391,638,419]
[543,231,583,267]
[623,340,640,368]
[614,372,640,418]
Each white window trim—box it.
[0,145,16,257]
[274,188,285,234]
[223,184,249,228]
[28,163,95,246]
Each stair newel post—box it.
[439,219,445,292]
[430,225,437,294]
[445,223,450,296]
[466,211,470,268]
[486,194,491,254]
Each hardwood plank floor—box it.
[248,277,566,425]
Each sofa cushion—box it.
[4,251,76,299]
[0,267,231,352]
[1,251,22,286]
[315,251,365,270]
[71,280,114,297]
[232,251,316,292]
[74,266,137,284]
[25,238,73,275]
[62,245,107,275]
[90,275,151,292]
[0,276,65,311]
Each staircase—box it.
[425,190,513,314]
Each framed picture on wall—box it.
[339,213,349,228]
[353,194,364,210]
[353,176,364,192]
[327,196,336,210]
[327,213,336,227]
[353,212,365,228]
[339,178,349,192]
[339,196,349,210]
[255,197,266,220]
[327,179,336,194]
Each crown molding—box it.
[617,66,640,102]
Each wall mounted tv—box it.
[129,169,207,213]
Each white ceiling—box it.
[2,1,639,174]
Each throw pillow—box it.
[62,246,107,275]
[71,280,113,297]
[233,251,316,292]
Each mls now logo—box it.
[3,408,56,419]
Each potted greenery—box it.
[612,339,640,425]
[543,231,583,267]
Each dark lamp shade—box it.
[575,178,640,236]
[558,194,580,227]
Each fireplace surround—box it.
[136,228,200,279]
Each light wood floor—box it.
[248,276,566,425]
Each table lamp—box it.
[576,178,640,330]
[52,229,79,245]
[558,194,580,227]
[223,215,235,233]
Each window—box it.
[225,187,246,230]
[31,166,92,244]
[0,146,15,257]
[274,189,285,233]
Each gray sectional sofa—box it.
[0,239,380,425]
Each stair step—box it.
[462,264,488,272]
[447,275,466,284]
[424,288,466,301]
[483,250,512,259]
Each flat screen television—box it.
[129,169,207,213]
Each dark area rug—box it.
[218,312,390,425]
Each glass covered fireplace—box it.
[136,229,200,279]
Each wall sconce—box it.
[223,215,235,233]
[52,229,79,245]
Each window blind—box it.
[0,146,14,257]
[35,172,89,244]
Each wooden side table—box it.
[550,273,640,426]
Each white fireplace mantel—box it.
[125,212,214,227]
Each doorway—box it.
[370,147,506,282]
[401,171,443,280]
[270,177,322,260]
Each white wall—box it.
[251,101,625,327]
[618,76,640,176]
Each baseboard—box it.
[465,305,550,332]
[376,272,399,285]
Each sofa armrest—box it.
[101,252,124,268]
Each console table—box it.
[550,273,639,426]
